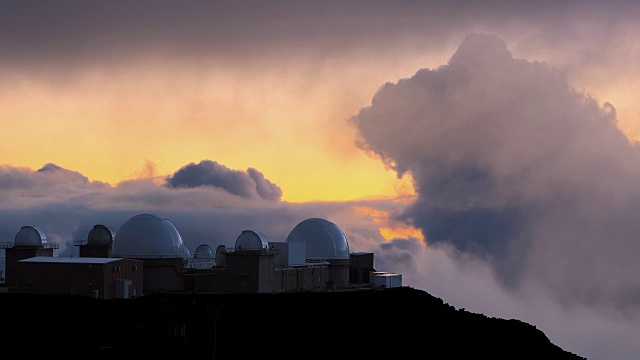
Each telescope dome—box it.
[235,230,269,252]
[87,224,115,245]
[14,226,47,247]
[194,244,214,259]
[286,218,349,260]
[112,213,184,258]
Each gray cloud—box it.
[0,161,377,257]
[247,167,283,201]
[0,157,637,358]
[371,236,640,360]
[2,1,638,76]
[0,163,110,206]
[165,160,282,201]
[351,33,640,316]
[36,163,96,185]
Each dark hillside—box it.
[0,287,585,359]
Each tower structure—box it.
[1,226,58,286]
[75,224,115,258]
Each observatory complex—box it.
[0,214,401,299]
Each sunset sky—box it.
[2,1,640,359]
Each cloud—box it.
[0,163,110,205]
[247,167,283,201]
[0,156,637,358]
[165,160,282,201]
[351,32,640,317]
[0,161,372,258]
[373,236,640,360]
[3,0,637,77]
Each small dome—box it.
[286,218,349,260]
[87,224,115,245]
[14,226,47,247]
[194,244,214,259]
[235,230,269,252]
[112,213,184,258]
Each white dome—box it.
[14,226,47,247]
[112,213,184,258]
[235,230,269,252]
[286,218,349,260]
[87,224,115,245]
[194,244,214,259]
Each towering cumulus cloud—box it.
[351,33,640,313]
[165,160,282,201]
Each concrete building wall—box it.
[139,258,184,293]
[225,250,275,293]
[13,258,143,299]
[327,258,350,288]
[79,244,112,258]
[183,268,226,293]
[5,247,54,286]
[273,265,329,292]
[349,252,375,284]
[271,242,306,267]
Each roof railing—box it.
[0,242,59,249]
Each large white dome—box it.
[286,218,349,260]
[112,213,184,258]
[14,226,47,247]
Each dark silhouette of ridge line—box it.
[0,286,585,359]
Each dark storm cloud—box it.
[351,32,640,313]
[165,160,282,200]
[1,0,636,72]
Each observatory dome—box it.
[87,224,115,245]
[14,226,47,246]
[235,230,269,252]
[112,213,184,258]
[194,244,214,259]
[286,218,349,260]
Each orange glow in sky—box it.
[353,205,424,242]
[1,36,638,204]
[0,53,438,203]
[379,226,424,242]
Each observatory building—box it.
[1,226,59,287]
[76,224,116,258]
[2,214,402,298]
[112,213,186,293]
[286,217,351,288]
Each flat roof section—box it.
[18,256,126,264]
